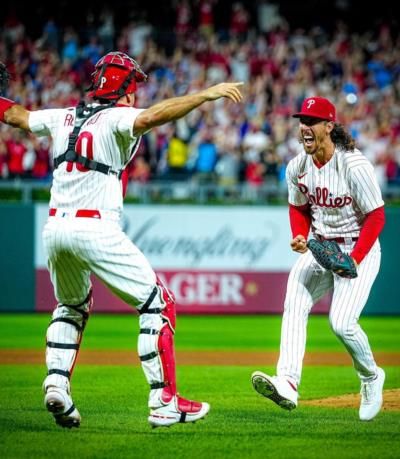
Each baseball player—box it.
[0,52,243,428]
[251,97,386,421]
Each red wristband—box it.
[0,97,16,122]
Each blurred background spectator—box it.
[0,0,400,193]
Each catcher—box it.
[251,97,386,421]
[0,56,243,428]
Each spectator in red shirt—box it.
[196,0,216,37]
[175,0,192,41]
[230,2,250,42]
[6,130,28,178]
[31,137,51,180]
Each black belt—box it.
[315,235,358,243]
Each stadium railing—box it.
[0,179,399,205]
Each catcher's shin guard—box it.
[43,290,92,392]
[138,279,210,427]
[138,280,177,405]
[156,282,177,399]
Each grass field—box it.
[0,313,399,459]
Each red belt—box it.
[49,208,101,219]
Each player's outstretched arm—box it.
[134,82,244,135]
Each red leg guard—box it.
[144,279,205,418]
[157,323,176,402]
[176,396,203,412]
[157,276,176,330]
[156,309,202,412]
[156,277,178,402]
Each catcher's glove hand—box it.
[0,62,10,96]
[307,239,358,279]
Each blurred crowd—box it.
[1,0,400,192]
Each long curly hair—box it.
[330,123,356,152]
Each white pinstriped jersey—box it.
[286,148,384,238]
[29,105,144,213]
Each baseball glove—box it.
[307,239,358,279]
[0,62,10,96]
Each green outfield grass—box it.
[0,313,399,351]
[0,314,399,459]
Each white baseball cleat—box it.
[148,395,210,428]
[44,386,81,428]
[251,371,298,410]
[359,367,385,421]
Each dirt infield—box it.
[1,349,399,411]
[302,389,400,412]
[0,349,399,366]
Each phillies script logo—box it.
[298,184,352,208]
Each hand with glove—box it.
[307,239,358,279]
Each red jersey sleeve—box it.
[350,206,385,264]
[289,203,311,239]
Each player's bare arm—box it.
[3,104,31,130]
[290,234,308,253]
[133,82,244,135]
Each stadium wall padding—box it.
[0,203,35,311]
[364,206,399,315]
[0,203,398,314]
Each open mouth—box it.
[303,135,314,147]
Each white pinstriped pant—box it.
[277,240,381,385]
[42,212,173,403]
[42,214,157,307]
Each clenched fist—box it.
[290,234,308,253]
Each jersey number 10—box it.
[66,131,93,173]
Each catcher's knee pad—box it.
[44,290,93,391]
[138,279,177,407]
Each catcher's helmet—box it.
[87,51,147,100]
